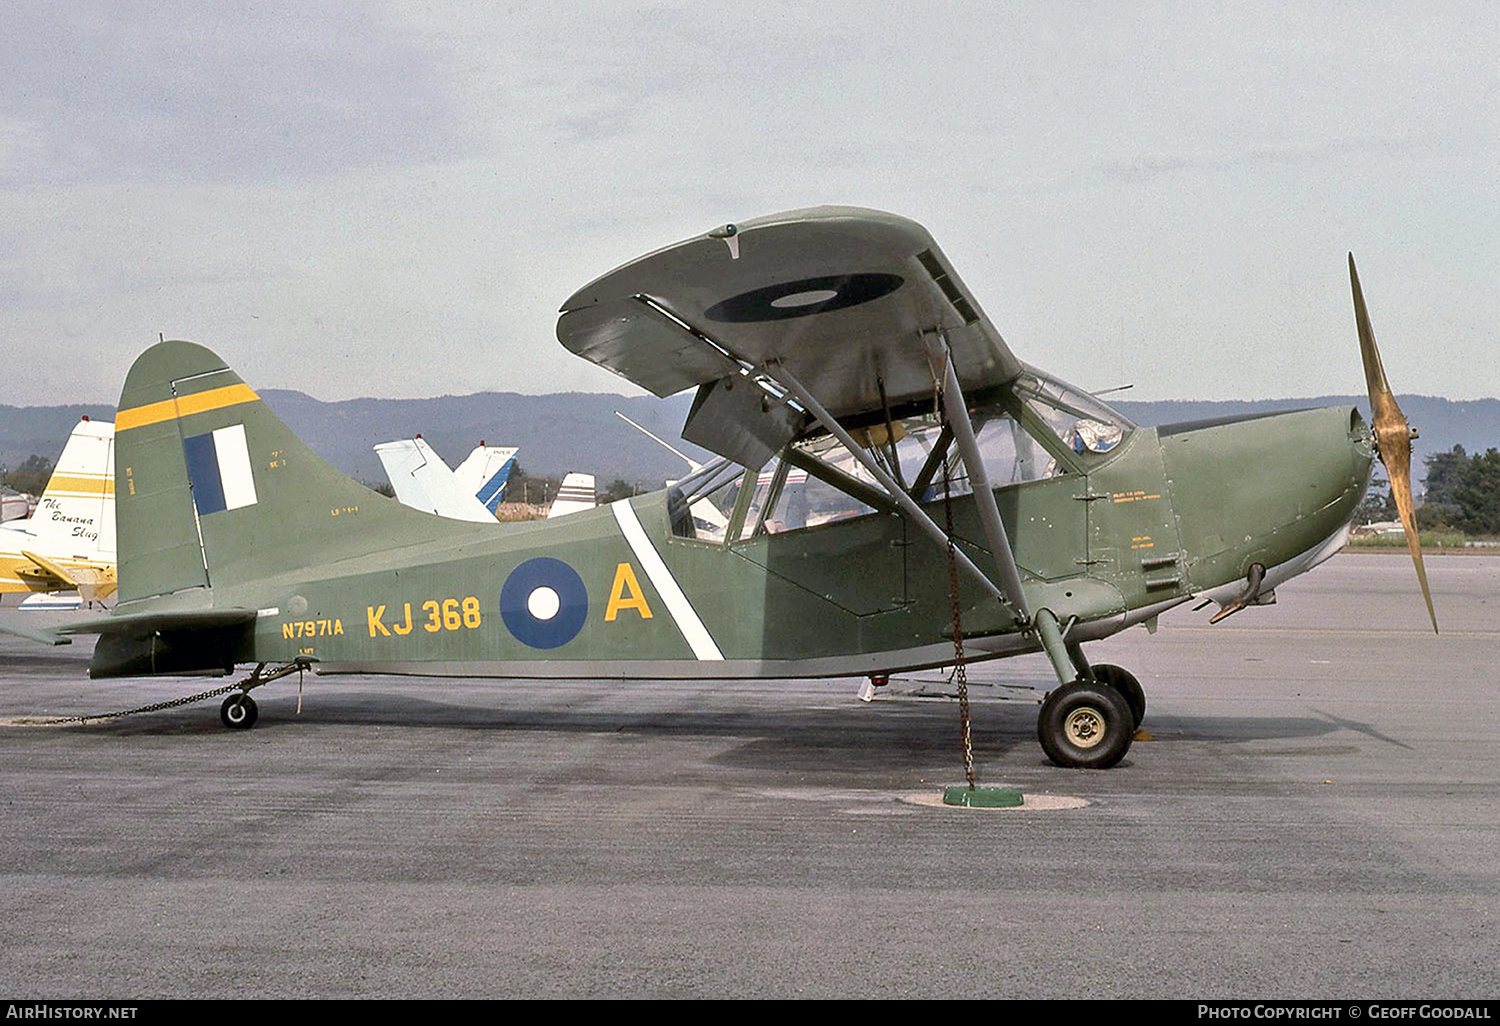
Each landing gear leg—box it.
[215,658,314,731]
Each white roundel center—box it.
[527,586,561,621]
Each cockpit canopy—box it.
[668,365,1133,544]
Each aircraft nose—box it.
[1158,406,1373,589]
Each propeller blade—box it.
[1349,254,1438,633]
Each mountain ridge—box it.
[3,391,1496,491]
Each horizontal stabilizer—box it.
[50,606,260,638]
[52,606,260,679]
[17,550,76,588]
[0,617,74,645]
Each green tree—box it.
[1452,448,1500,536]
[506,463,560,506]
[597,478,640,504]
[1423,445,1466,506]
[2,455,53,496]
[1356,476,1396,523]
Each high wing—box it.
[16,550,116,604]
[557,206,1022,466]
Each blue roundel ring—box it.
[499,557,589,649]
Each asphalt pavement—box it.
[0,551,1495,999]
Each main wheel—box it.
[1037,681,1134,768]
[1092,664,1146,729]
[220,693,259,730]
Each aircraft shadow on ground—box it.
[28,685,1352,775]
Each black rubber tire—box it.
[1037,680,1134,769]
[220,694,259,730]
[1093,663,1146,729]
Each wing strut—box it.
[761,360,1026,624]
[923,334,1032,625]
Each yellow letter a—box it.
[605,562,654,621]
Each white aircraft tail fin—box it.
[452,445,519,513]
[27,418,116,558]
[374,437,498,523]
[548,473,596,519]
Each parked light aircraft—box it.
[547,473,597,518]
[451,443,519,515]
[4,208,1433,768]
[377,437,594,521]
[2,488,28,523]
[1,418,116,604]
[375,436,510,523]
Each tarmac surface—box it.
[0,551,1495,999]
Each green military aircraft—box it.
[5,208,1434,768]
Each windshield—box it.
[665,457,742,541]
[1013,364,1134,462]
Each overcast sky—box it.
[3,2,1494,407]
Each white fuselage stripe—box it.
[609,499,724,661]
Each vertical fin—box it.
[112,340,477,607]
[25,418,116,558]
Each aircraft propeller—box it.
[1349,253,1438,633]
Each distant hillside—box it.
[0,402,115,474]
[0,391,710,488]
[3,391,1497,493]
[255,389,708,486]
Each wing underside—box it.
[557,207,1022,465]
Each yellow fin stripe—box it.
[116,383,259,432]
[43,475,115,496]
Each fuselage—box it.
[93,374,1373,682]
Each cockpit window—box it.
[739,435,878,539]
[667,367,1133,544]
[1013,366,1133,464]
[667,458,743,541]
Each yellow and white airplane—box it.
[0,418,117,604]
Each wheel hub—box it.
[1063,706,1106,749]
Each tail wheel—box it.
[220,693,259,730]
[1092,663,1146,729]
[1038,681,1134,769]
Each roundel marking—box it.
[500,557,588,649]
[704,273,904,323]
